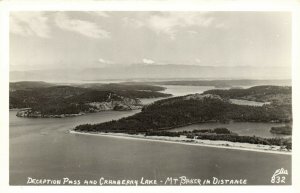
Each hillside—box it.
[77,83,165,92]
[9,81,54,91]
[9,82,171,117]
[203,85,291,104]
[76,83,170,98]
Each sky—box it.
[9,11,291,73]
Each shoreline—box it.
[10,108,141,118]
[69,130,291,155]
[9,108,31,111]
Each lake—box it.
[144,85,289,138]
[9,84,291,185]
[230,99,271,106]
[160,85,215,96]
[170,122,289,138]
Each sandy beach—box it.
[70,130,291,155]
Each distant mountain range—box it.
[10,64,291,82]
[144,79,291,87]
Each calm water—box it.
[139,97,167,105]
[230,99,271,106]
[170,122,289,138]
[139,85,216,105]
[9,85,291,185]
[156,86,289,138]
[160,85,216,97]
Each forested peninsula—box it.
[9,81,171,118]
[74,85,292,149]
[75,86,292,132]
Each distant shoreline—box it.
[69,130,291,155]
[9,108,31,111]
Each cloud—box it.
[122,17,144,28]
[92,12,110,18]
[122,12,220,40]
[98,58,113,64]
[147,13,214,39]
[195,58,202,63]
[88,12,110,18]
[215,22,226,29]
[54,12,110,39]
[142,58,155,64]
[187,30,199,35]
[10,12,51,38]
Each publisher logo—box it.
[271,168,288,184]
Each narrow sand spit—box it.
[70,130,291,155]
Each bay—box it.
[9,84,291,185]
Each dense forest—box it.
[75,86,292,135]
[270,125,292,135]
[195,134,291,150]
[9,82,171,116]
[9,81,55,91]
[203,85,291,104]
[144,128,234,137]
[182,128,291,149]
